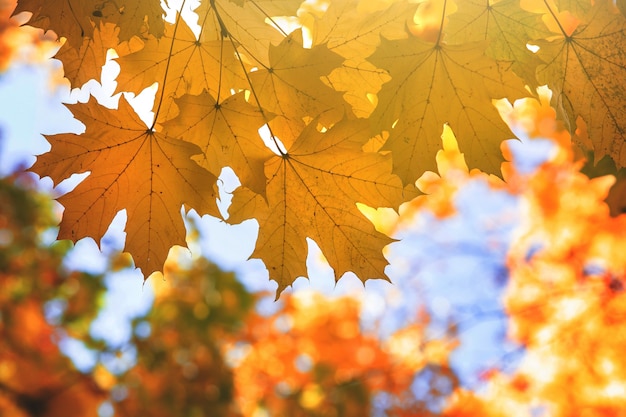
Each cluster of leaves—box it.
[11,0,626,293]
[0,12,456,417]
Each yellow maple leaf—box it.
[535,0,626,166]
[228,118,415,293]
[554,0,592,16]
[14,0,165,88]
[248,29,349,145]
[32,96,219,275]
[619,0,626,17]
[307,0,417,117]
[194,0,302,67]
[370,34,528,185]
[14,0,165,47]
[107,0,165,41]
[115,14,246,121]
[55,21,119,88]
[162,91,274,195]
[447,0,550,90]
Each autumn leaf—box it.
[248,29,350,145]
[163,91,274,195]
[228,118,414,293]
[32,96,219,275]
[446,0,550,90]
[619,0,626,17]
[400,125,474,220]
[55,21,119,88]
[370,34,528,185]
[307,0,417,117]
[554,0,592,16]
[193,0,302,67]
[104,0,165,41]
[13,0,165,88]
[13,0,94,48]
[115,12,246,120]
[13,0,164,45]
[535,0,626,167]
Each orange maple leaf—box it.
[32,96,219,275]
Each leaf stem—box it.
[249,0,290,38]
[151,0,188,130]
[435,0,448,46]
[197,0,225,103]
[211,0,287,155]
[543,0,570,38]
[231,41,287,156]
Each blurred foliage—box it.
[112,254,255,417]
[0,174,460,417]
[445,144,626,416]
[441,90,626,417]
[0,172,107,417]
[231,292,457,417]
[0,0,56,71]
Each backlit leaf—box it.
[447,0,550,90]
[55,21,119,87]
[370,35,528,184]
[248,29,349,145]
[229,118,415,293]
[32,96,219,275]
[163,91,273,195]
[535,0,626,166]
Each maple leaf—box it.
[13,0,164,47]
[104,0,165,41]
[117,16,245,120]
[308,0,417,117]
[369,35,528,185]
[535,0,626,166]
[248,29,350,144]
[311,0,416,57]
[162,91,273,195]
[446,0,551,90]
[14,0,165,87]
[619,0,626,18]
[554,0,592,16]
[55,21,119,88]
[194,0,302,67]
[228,118,415,294]
[115,12,246,120]
[32,96,219,275]
[13,0,94,48]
